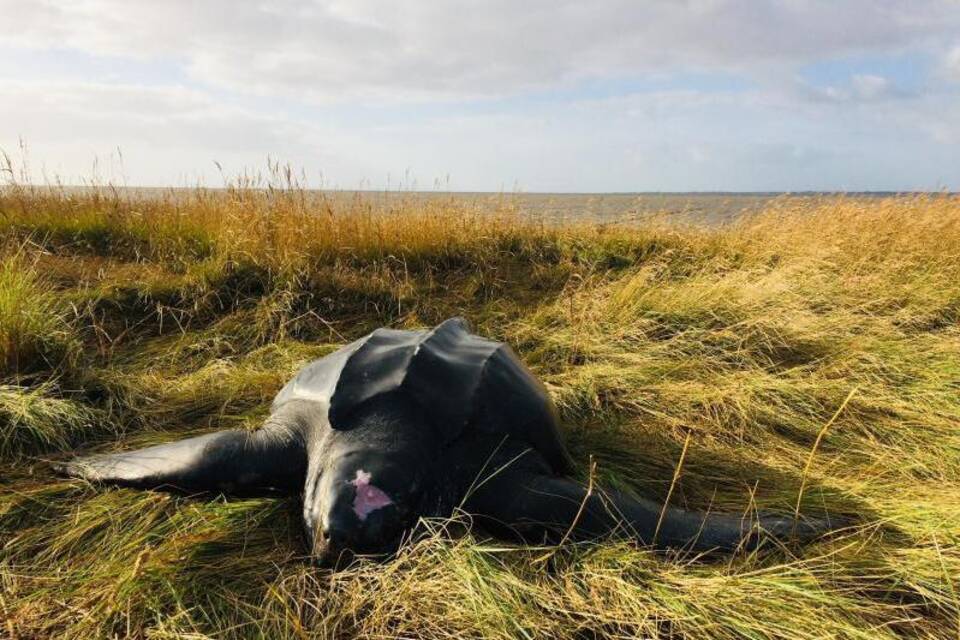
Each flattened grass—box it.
[0,385,111,460]
[1,183,959,638]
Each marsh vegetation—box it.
[1,174,959,638]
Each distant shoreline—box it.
[7,185,955,226]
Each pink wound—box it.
[350,469,393,520]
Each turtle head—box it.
[303,395,436,567]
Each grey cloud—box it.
[3,1,960,100]
[2,2,958,191]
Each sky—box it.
[1,1,959,192]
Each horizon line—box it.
[9,185,957,197]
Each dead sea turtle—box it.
[55,317,834,566]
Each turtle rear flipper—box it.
[463,467,838,552]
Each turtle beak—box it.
[312,512,358,569]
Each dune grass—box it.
[1,180,959,638]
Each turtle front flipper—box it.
[463,468,836,552]
[53,426,307,497]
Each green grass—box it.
[0,249,79,377]
[1,182,959,638]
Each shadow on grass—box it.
[563,421,907,545]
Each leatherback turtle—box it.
[55,317,831,565]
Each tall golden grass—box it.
[1,178,959,638]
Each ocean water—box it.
[318,191,910,225]
[381,191,780,225]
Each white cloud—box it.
[3,75,958,191]
[2,81,286,148]
[944,46,960,82]
[0,80,371,185]
[851,74,892,99]
[791,72,911,105]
